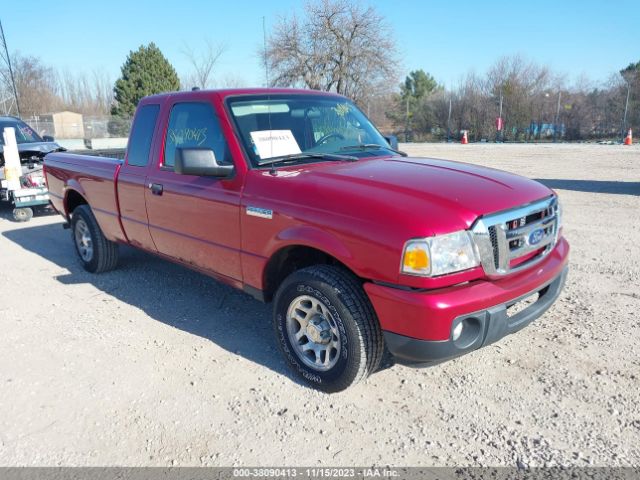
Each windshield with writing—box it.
[0,119,43,145]
[227,94,392,167]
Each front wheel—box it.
[71,205,119,273]
[273,265,384,392]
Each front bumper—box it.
[364,237,569,366]
[384,266,567,365]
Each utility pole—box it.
[0,19,20,116]
[498,89,503,142]
[405,96,410,142]
[553,91,562,142]
[621,79,631,142]
[447,96,452,142]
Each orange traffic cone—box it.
[624,129,632,145]
[461,130,469,144]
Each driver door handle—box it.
[149,183,163,196]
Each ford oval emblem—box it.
[529,228,544,245]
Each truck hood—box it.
[290,155,553,235]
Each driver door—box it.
[144,100,243,281]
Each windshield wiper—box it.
[339,143,407,157]
[257,152,358,167]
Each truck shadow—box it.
[2,221,307,387]
[533,178,639,195]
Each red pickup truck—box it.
[45,88,569,392]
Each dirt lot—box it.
[0,143,638,467]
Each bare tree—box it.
[1,53,61,116]
[0,52,115,117]
[58,68,113,114]
[217,73,248,88]
[182,40,227,89]
[263,0,399,102]
[91,69,115,113]
[485,55,554,139]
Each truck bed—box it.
[45,151,126,242]
[66,148,127,160]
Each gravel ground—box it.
[0,143,638,467]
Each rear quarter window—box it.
[126,104,160,167]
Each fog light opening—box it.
[451,316,482,349]
[452,322,464,341]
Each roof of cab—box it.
[140,88,345,103]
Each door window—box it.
[163,102,230,168]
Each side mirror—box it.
[384,135,398,150]
[175,148,234,177]
[43,135,55,142]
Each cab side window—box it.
[163,102,230,168]
[126,104,159,167]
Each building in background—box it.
[27,111,84,139]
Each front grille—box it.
[488,226,500,269]
[472,196,559,277]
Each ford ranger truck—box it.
[44,89,569,392]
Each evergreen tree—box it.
[388,70,440,140]
[111,43,179,117]
[401,70,439,103]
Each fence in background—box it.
[22,114,133,140]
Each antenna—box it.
[0,19,20,116]
[262,16,269,87]
[262,15,274,174]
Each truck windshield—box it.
[0,119,44,145]
[226,94,394,167]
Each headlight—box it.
[553,196,564,244]
[401,231,480,277]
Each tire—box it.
[70,204,119,273]
[273,265,384,392]
[12,207,33,222]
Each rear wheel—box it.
[273,265,384,392]
[12,207,33,222]
[71,205,119,273]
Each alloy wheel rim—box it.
[74,218,93,262]
[286,295,341,372]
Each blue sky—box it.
[3,0,639,89]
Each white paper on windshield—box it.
[250,130,301,159]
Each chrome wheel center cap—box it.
[306,316,331,345]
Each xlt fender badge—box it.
[246,206,273,219]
